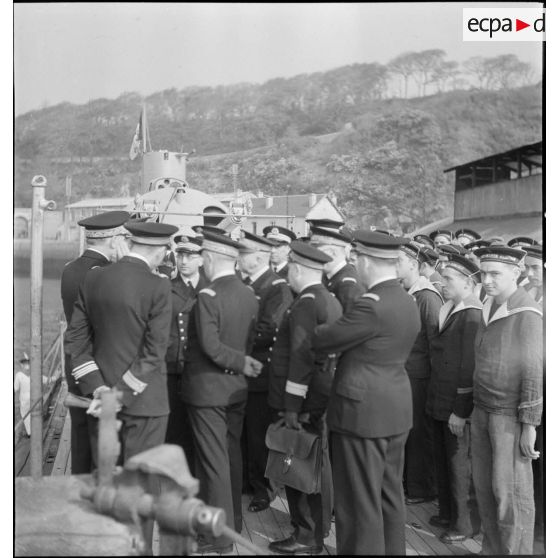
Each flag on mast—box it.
[129,109,143,160]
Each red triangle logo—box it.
[516,19,530,31]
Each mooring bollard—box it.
[29,175,56,480]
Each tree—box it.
[431,60,460,93]
[463,56,491,89]
[388,52,417,98]
[410,49,447,96]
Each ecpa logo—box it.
[463,8,545,41]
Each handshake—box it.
[242,356,263,378]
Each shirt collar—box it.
[275,261,287,272]
[250,266,268,283]
[127,252,151,268]
[181,272,199,288]
[326,260,346,280]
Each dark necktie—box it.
[243,277,252,286]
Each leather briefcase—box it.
[264,422,322,494]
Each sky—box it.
[14,2,543,115]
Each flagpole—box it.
[141,104,147,154]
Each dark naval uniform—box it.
[268,281,342,549]
[427,293,482,537]
[405,275,444,501]
[325,263,364,313]
[182,273,259,547]
[165,270,208,466]
[314,278,421,555]
[245,268,293,507]
[65,254,173,461]
[273,261,289,280]
[61,248,111,474]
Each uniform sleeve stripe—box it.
[122,370,147,393]
[272,279,287,285]
[286,380,308,397]
[300,293,315,300]
[342,277,357,283]
[518,398,543,410]
[72,361,99,379]
[362,293,380,301]
[73,360,97,373]
[457,387,473,394]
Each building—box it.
[414,141,543,242]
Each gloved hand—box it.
[284,411,301,430]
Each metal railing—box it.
[14,320,66,434]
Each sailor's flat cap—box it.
[444,253,481,282]
[454,228,481,242]
[289,240,332,270]
[263,225,297,244]
[437,244,465,257]
[464,239,490,251]
[78,210,130,238]
[474,245,526,266]
[429,229,453,242]
[413,234,436,249]
[400,240,427,262]
[124,221,178,245]
[507,236,539,248]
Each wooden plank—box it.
[51,411,72,476]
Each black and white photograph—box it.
[13,2,546,556]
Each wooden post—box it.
[29,175,56,479]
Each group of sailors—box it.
[60,210,543,555]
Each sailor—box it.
[429,229,453,247]
[181,231,262,554]
[60,210,130,474]
[523,245,543,304]
[436,244,462,272]
[454,228,481,247]
[268,241,342,555]
[426,254,482,543]
[397,240,444,505]
[263,225,297,279]
[464,240,491,267]
[64,220,178,462]
[164,234,208,467]
[237,231,293,513]
[314,231,421,555]
[309,226,364,313]
[470,245,542,555]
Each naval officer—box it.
[268,241,342,555]
[314,231,421,555]
[182,231,262,554]
[60,210,130,473]
[263,225,297,280]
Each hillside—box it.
[15,66,542,228]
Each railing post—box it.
[29,175,56,480]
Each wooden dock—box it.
[16,395,545,556]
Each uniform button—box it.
[267,358,271,362]
[179,320,183,325]
[133,391,138,396]
[178,312,183,317]
[273,336,277,341]
[180,328,184,332]
[269,347,273,352]
[180,336,185,341]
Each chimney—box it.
[309,193,317,207]
[265,197,274,209]
[257,190,264,198]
